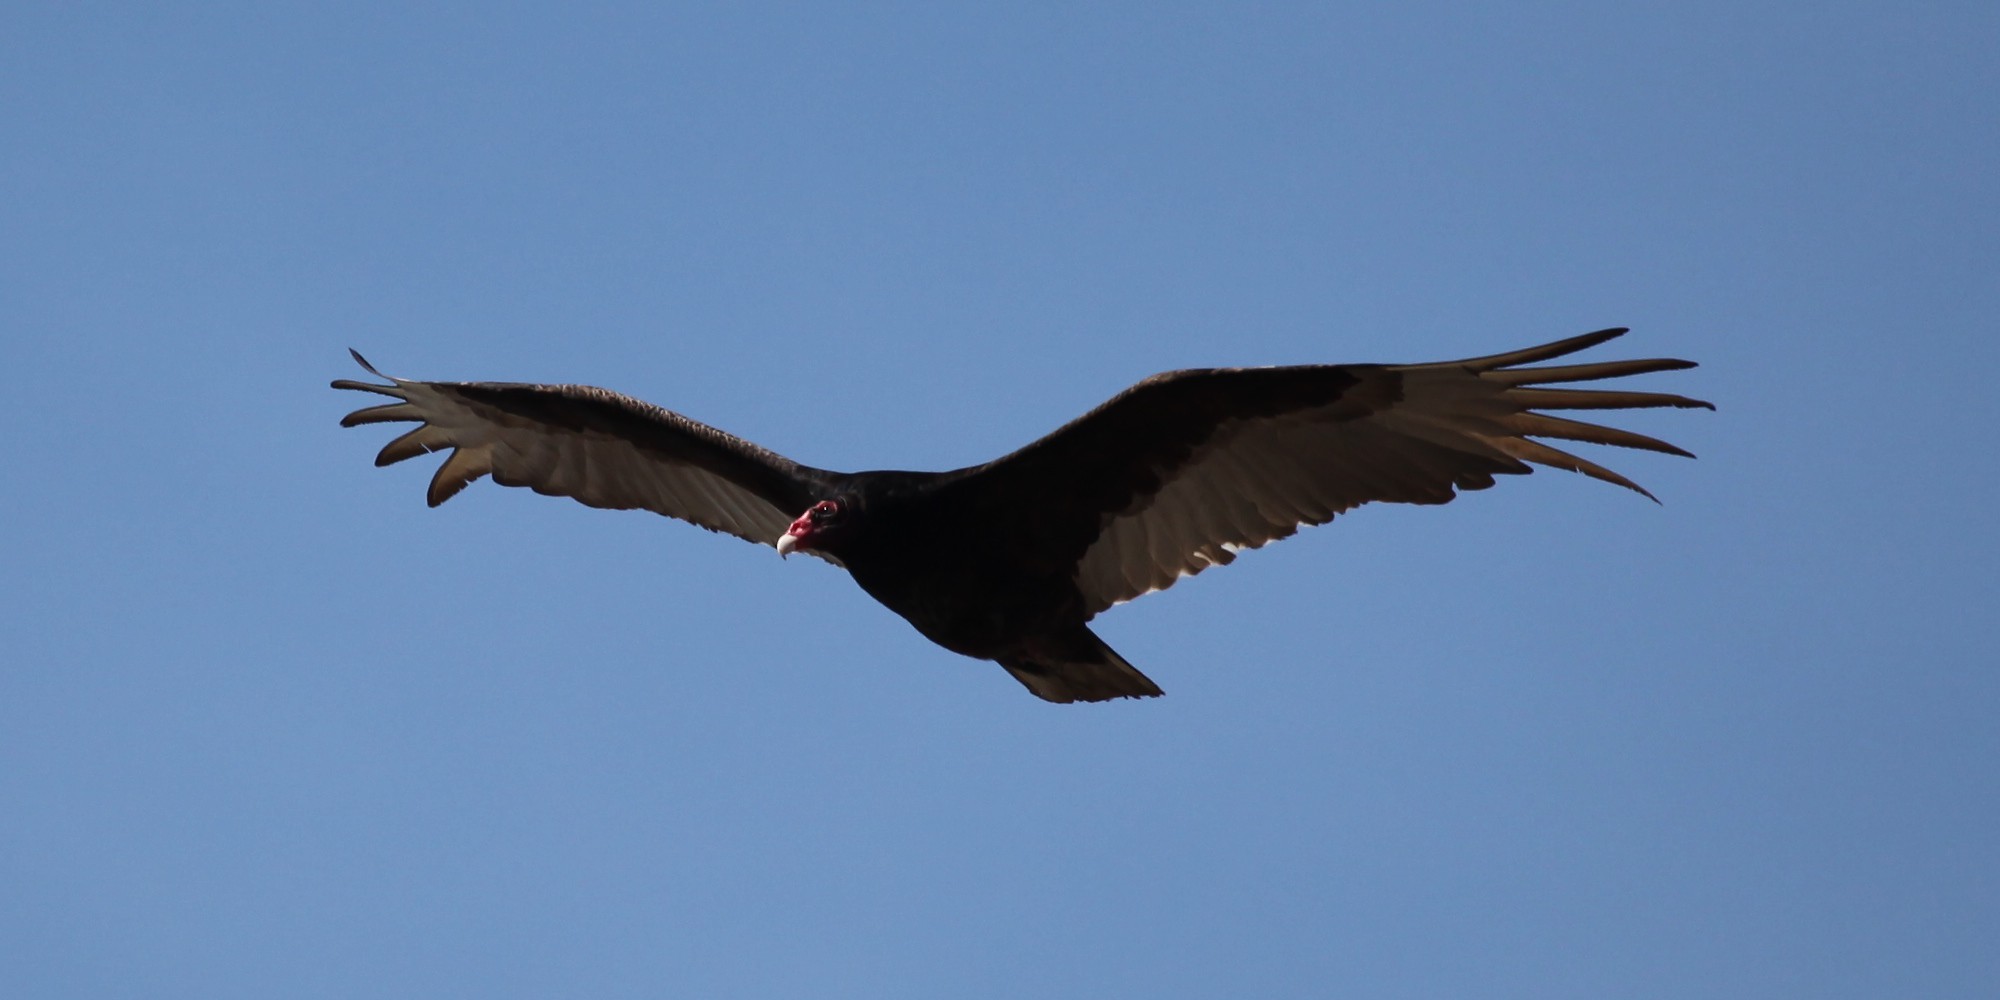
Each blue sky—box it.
[3,3,1995,997]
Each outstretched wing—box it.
[332,352,835,552]
[946,328,1712,615]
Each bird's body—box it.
[812,475,1155,700]
[334,328,1710,702]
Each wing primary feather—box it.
[330,378,404,399]
[1494,437,1659,501]
[332,351,411,399]
[1504,413,1698,458]
[339,403,423,427]
[1489,358,1703,387]
[1504,387,1712,411]
[347,349,393,380]
[1447,328,1629,370]
[426,447,493,507]
[376,426,450,467]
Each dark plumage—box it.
[333,328,1710,702]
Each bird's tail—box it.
[999,627,1164,703]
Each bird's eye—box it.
[812,501,840,522]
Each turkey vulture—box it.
[333,328,1708,703]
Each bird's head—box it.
[776,497,853,559]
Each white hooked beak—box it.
[775,531,800,559]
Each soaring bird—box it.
[333,328,1708,702]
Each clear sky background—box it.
[3,3,1995,998]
